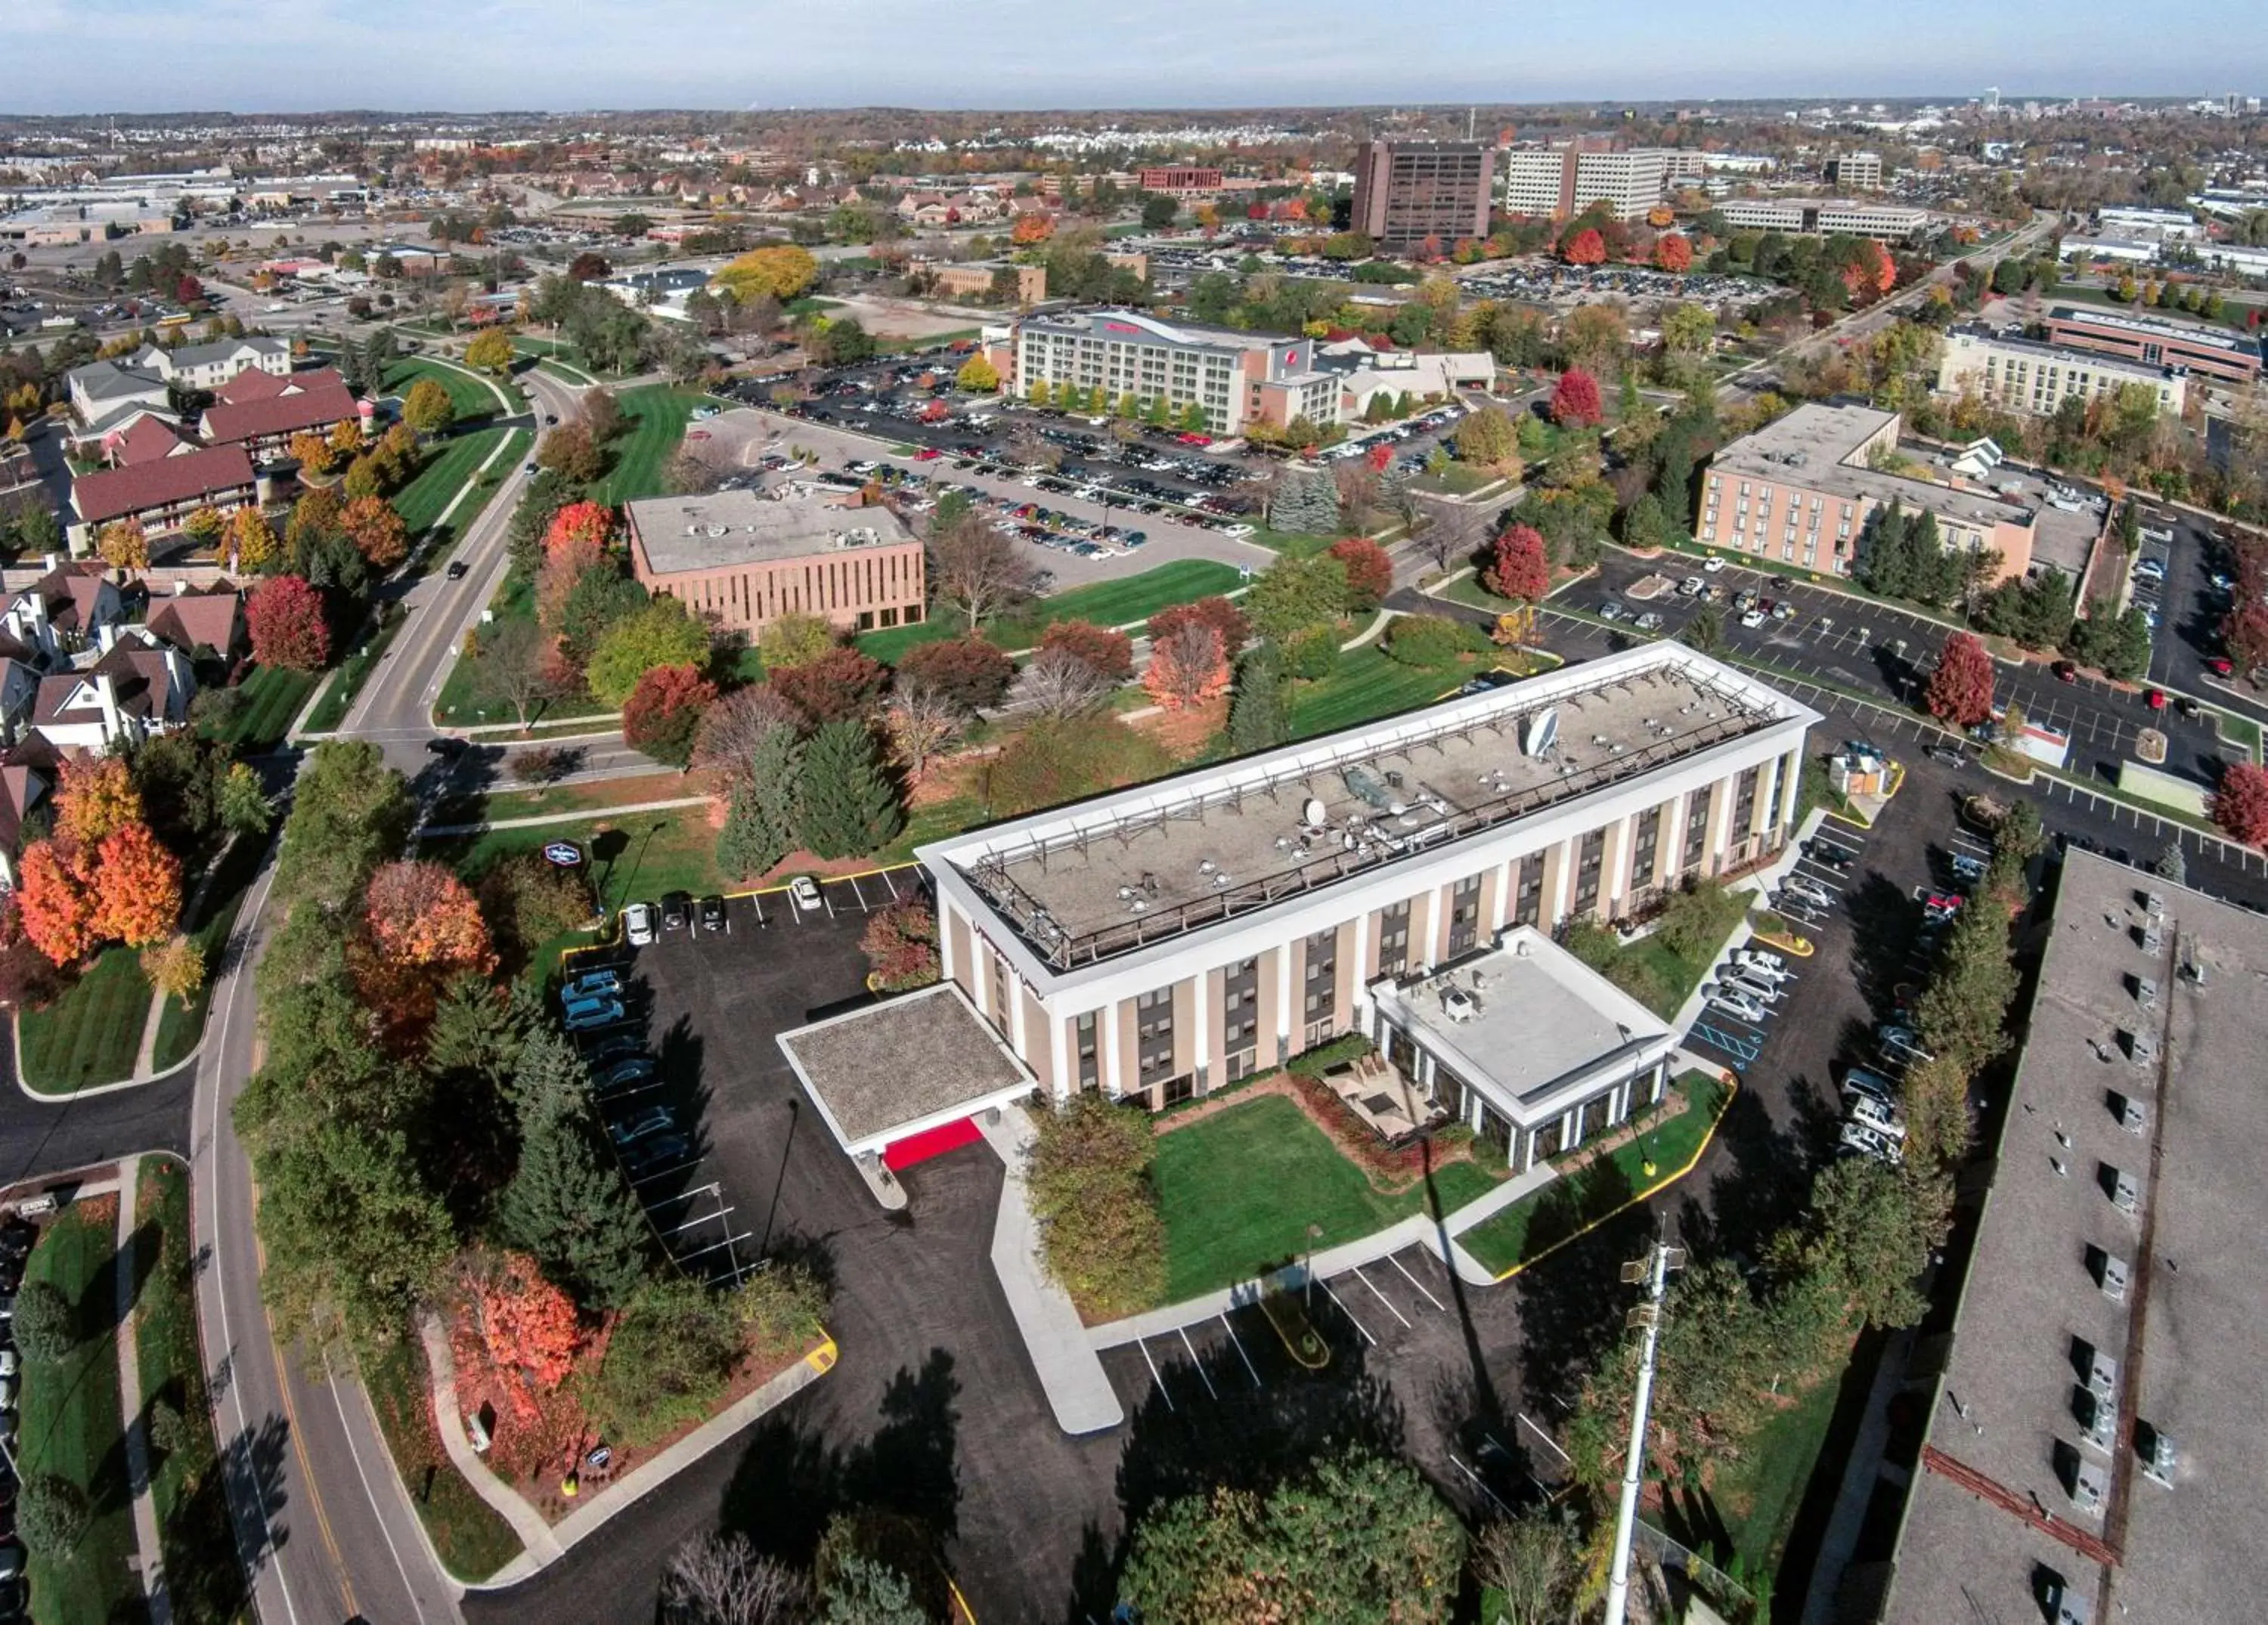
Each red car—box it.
[2208,657,2235,677]
[1176,431,1213,446]
[913,447,943,461]
[2052,660,2077,683]
[2145,687,2167,710]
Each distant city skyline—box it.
[7,0,2265,117]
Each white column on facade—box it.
[1049,1014,1070,1103]
[1105,1001,1124,1097]
[938,904,957,983]
[1554,836,1579,926]
[1492,857,1514,932]
[1009,972,1029,1055]
[1192,971,1210,1078]
[1561,1107,1580,1152]
[1276,942,1294,1055]
[1663,795,1689,880]
[971,942,991,1020]
[1352,912,1371,992]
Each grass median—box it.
[362,1334,524,1583]
[591,385,712,506]
[151,834,268,1073]
[16,949,153,1095]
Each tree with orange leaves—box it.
[1561,228,1607,266]
[535,530,606,636]
[14,842,99,966]
[91,823,182,948]
[1654,233,1693,274]
[460,1252,582,1421]
[1142,620,1229,712]
[363,859,496,977]
[544,501,614,557]
[340,495,409,568]
[1009,211,1055,245]
[54,756,143,849]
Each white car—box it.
[789,874,824,913]
[1839,1121,1904,1165]
[1702,556,1727,572]
[1740,609,1768,630]
[1721,973,1783,1005]
[1731,949,1790,982]
[623,902,658,947]
[1709,990,1768,1024]
[1848,1094,1908,1141]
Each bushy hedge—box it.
[1383,613,1486,669]
[1027,1094,1167,1319]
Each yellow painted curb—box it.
[804,1336,839,1375]
[1486,1075,1740,1284]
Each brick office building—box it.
[1349,140,1498,249]
[622,488,925,639]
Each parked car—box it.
[1847,1093,1908,1141]
[1723,973,1783,1006]
[1740,609,1767,630]
[565,969,621,1001]
[1949,853,1988,884]
[1878,1026,1934,1064]
[2052,660,2078,683]
[1783,878,1835,908]
[660,891,692,932]
[623,902,658,946]
[2144,687,2166,710]
[789,874,823,912]
[1802,838,1851,871]
[593,1059,656,1097]
[1709,989,1768,1023]
[1841,1065,1901,1106]
[609,1107,677,1147]
[561,992,617,1023]
[1633,611,1664,633]
[1702,556,1727,572]
[1730,949,1789,981]
[562,1000,625,1032]
[618,1133,692,1179]
[1839,1121,1904,1165]
[696,894,729,933]
[584,1033,646,1066]
[1597,600,1627,623]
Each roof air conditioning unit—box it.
[2111,1169,2140,1214]
[2143,1429,2177,1487]
[1440,987,1477,1023]
[2070,1458,2107,1515]
[2099,1254,2130,1303]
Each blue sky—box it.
[11,0,2263,114]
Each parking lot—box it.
[1454,257,1780,318]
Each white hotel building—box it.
[1008,308,1343,438]
[910,644,1816,1172]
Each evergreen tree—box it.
[717,726,805,879]
[1228,642,1295,754]
[494,1029,652,1308]
[796,721,903,860]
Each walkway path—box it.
[417,794,711,839]
[113,1153,173,1625]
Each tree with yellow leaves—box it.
[289,430,338,476]
[712,244,818,303]
[96,519,149,573]
[327,416,364,455]
[228,506,279,573]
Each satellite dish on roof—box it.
[1522,708,1560,757]
[1301,796,1326,826]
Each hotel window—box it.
[1222,956,1260,1051]
[1303,927,1339,1043]
[1573,828,1606,915]
[990,954,1012,1032]
[1631,806,1662,890]
[1075,1012,1099,1088]
[1683,784,1713,871]
[1514,854,1544,927]
[1375,900,1413,977]
[1447,874,1483,958]
[1734,766,1760,837]
[1136,989,1176,1085]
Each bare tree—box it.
[660,1532,809,1625]
[691,686,804,794]
[1005,422,1061,472]
[579,385,622,445]
[1469,1509,1581,1625]
[666,437,730,495]
[928,511,1040,632]
[1014,645,1113,720]
[1414,496,1489,575]
[468,616,557,728]
[885,679,964,785]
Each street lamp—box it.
[1304,1221,1325,1307]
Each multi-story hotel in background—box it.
[1349,138,1498,249]
[1007,308,1343,435]
[915,642,1815,1170]
[1935,325,2189,419]
[2043,303,2264,385]
[1501,141,1668,221]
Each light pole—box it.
[1304,1222,1325,1308]
[1604,1238,1686,1625]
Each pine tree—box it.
[716,725,804,880]
[1228,642,1294,755]
[494,1029,652,1309]
[796,721,903,860]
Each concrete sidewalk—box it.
[113,1154,172,1625]
[976,1106,1124,1435]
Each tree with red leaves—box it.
[340,496,409,569]
[2220,601,2268,674]
[1561,228,1607,266]
[91,824,181,949]
[1863,239,1897,297]
[246,574,331,671]
[621,663,717,769]
[1040,619,1135,682]
[1654,233,1693,274]
[2213,762,2268,847]
[544,501,614,556]
[1142,620,1229,712]
[1328,538,1395,611]
[860,900,941,992]
[1148,596,1250,656]
[14,843,98,966]
[1925,632,1996,728]
[462,1252,581,1422]
[767,645,889,727]
[1484,524,1551,602]
[535,531,606,636]
[364,859,496,977]
[897,636,1016,714]
[1549,368,1603,428]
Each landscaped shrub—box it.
[1382,613,1482,669]
[1027,1094,1167,1318]
[584,1277,742,1445]
[983,718,1176,819]
[11,1277,76,1363]
[15,1473,89,1558]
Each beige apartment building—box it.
[1936,325,2189,419]
[917,643,1814,1165]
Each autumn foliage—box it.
[2212,762,2268,847]
[1148,596,1250,656]
[246,574,332,671]
[455,1252,583,1423]
[1142,620,1230,712]
[1925,633,1997,728]
[621,663,719,769]
[1550,368,1604,428]
[1009,211,1055,245]
[1561,228,1607,266]
[860,901,942,992]
[15,843,100,966]
[1654,233,1693,273]
[54,756,141,849]
[767,646,889,726]
[1328,538,1395,611]
[340,495,409,568]
[1039,620,1135,682]
[1483,524,1552,602]
[364,859,496,977]
[91,825,184,949]
[544,502,615,556]
[15,760,181,964]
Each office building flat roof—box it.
[1709,402,2033,531]
[1880,850,2268,1625]
[624,488,915,575]
[2048,303,2260,359]
[925,643,1813,973]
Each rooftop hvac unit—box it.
[2099,1254,2130,1303]
[2079,1391,2116,1454]
[2112,1169,2141,1214]
[1521,707,1560,757]
[1301,796,1327,828]
[2118,1094,2148,1133]
[1440,987,1478,1023]
[1342,765,1394,811]
[2136,976,2159,1010]
[2087,1348,2120,1404]
[2130,1030,2157,1067]
[2143,1428,2177,1487]
[2070,1458,2108,1515]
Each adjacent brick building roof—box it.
[71,444,256,528]
[200,369,358,449]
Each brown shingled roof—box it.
[215,365,292,405]
[71,444,256,528]
[144,587,243,658]
[201,371,359,450]
[111,416,188,467]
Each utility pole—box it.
[1604,1238,1686,1625]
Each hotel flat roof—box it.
[925,643,1814,973]
[776,983,1034,1156]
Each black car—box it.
[619,1133,692,1179]
[659,891,692,932]
[445,559,469,580]
[424,736,466,757]
[696,894,727,933]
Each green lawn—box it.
[394,425,519,536]
[201,661,320,752]
[1410,463,1506,497]
[855,559,1246,664]
[152,834,267,1073]
[133,1156,246,1622]
[1712,1363,1842,1573]
[384,356,516,422]
[591,385,714,506]
[19,1199,141,1625]
[431,574,610,728]
[1152,1094,1501,1304]
[1289,646,1472,738]
[1250,527,1340,558]
[425,808,727,912]
[303,604,408,735]
[1458,1074,1731,1278]
[17,948,153,1095]
[362,1335,523,1583]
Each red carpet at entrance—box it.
[883,1116,981,1171]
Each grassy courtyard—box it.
[1458,1072,1733,1279]
[425,807,725,915]
[590,385,714,506]
[1151,1093,1501,1304]
[18,1199,141,1625]
[16,949,152,1095]
[200,661,321,752]
[856,559,1247,665]
[1289,645,1473,738]
[384,355,516,422]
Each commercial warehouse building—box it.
[1711,197,1931,240]
[622,487,925,638]
[1854,852,2268,1625]
[1698,402,2038,583]
[1009,308,1342,435]
[1349,139,1498,249]
[1935,325,2189,419]
[1503,143,1669,222]
[916,643,1814,1169]
[2042,304,2263,385]
[1136,166,1224,197]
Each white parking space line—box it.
[1176,1327,1221,1399]
[1519,1411,1572,1466]
[1351,1265,1413,1329]
[1387,1251,1446,1312]
[672,1229,753,1267]
[879,868,901,901]
[820,887,837,919]
[1219,1312,1264,1386]
[630,1159,703,1187]
[1447,1453,1515,1518]
[658,1205,734,1238]
[1318,1277,1377,1347]
[1136,1338,1175,1412]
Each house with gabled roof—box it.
[67,442,258,554]
[200,366,362,460]
[2,562,125,661]
[27,638,194,754]
[143,583,245,664]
